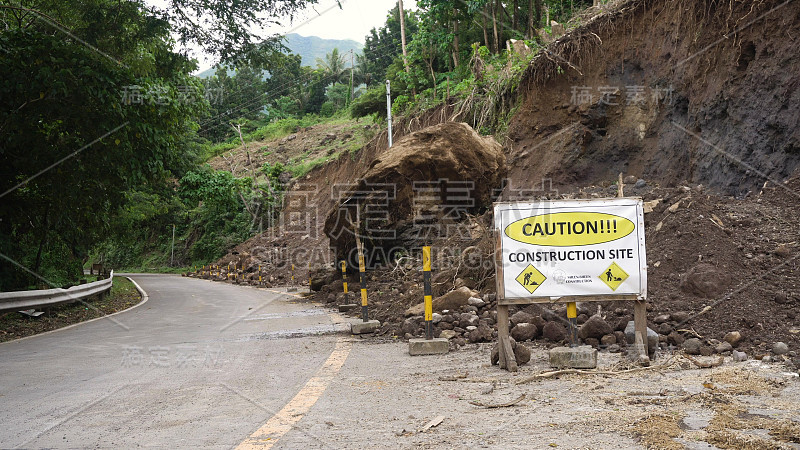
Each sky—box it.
[282,0,417,43]
[177,0,418,73]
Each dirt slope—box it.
[507,0,800,196]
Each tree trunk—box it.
[452,20,460,67]
[398,0,410,75]
[496,0,505,52]
[491,0,499,53]
[512,0,518,32]
[535,0,542,29]
[482,5,490,48]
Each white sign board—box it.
[494,198,647,300]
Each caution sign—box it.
[515,264,546,294]
[495,198,647,300]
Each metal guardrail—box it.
[0,271,114,314]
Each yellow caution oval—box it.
[505,212,635,246]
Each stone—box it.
[732,350,748,362]
[682,338,702,355]
[624,175,637,184]
[510,323,538,342]
[439,330,457,340]
[762,355,773,363]
[465,325,477,332]
[401,318,418,335]
[624,321,659,355]
[549,346,598,369]
[608,344,621,353]
[653,314,671,324]
[431,313,443,324]
[773,342,789,355]
[578,314,613,340]
[774,292,788,304]
[601,334,617,346]
[680,263,728,298]
[715,342,733,354]
[577,314,589,325]
[657,323,674,336]
[699,346,714,357]
[667,331,685,347]
[514,343,532,365]
[468,324,493,343]
[409,338,449,356]
[531,315,547,331]
[614,331,627,346]
[459,313,480,328]
[542,322,567,342]
[724,331,742,347]
[404,286,473,316]
[510,311,535,326]
[467,296,486,307]
[491,337,517,365]
[584,338,599,348]
[634,179,647,189]
[351,319,381,335]
[671,311,690,323]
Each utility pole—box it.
[350,49,355,105]
[385,79,392,148]
[398,0,410,76]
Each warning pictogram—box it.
[515,264,546,294]
[599,262,629,291]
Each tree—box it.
[316,48,350,86]
[363,4,419,83]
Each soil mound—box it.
[324,122,506,262]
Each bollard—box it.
[359,252,368,322]
[258,265,262,286]
[341,260,348,294]
[423,246,433,340]
[567,301,579,347]
[408,245,448,355]
[291,264,295,285]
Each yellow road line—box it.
[236,321,351,449]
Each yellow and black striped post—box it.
[567,301,578,347]
[359,252,368,321]
[291,264,295,285]
[423,246,433,340]
[340,260,348,295]
[258,265,262,285]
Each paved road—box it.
[0,275,348,449]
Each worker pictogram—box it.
[515,264,546,294]
[599,261,629,291]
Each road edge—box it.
[0,276,150,346]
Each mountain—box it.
[284,33,362,67]
[196,33,362,78]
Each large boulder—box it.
[680,263,728,298]
[405,286,476,316]
[578,314,613,340]
[325,122,506,260]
